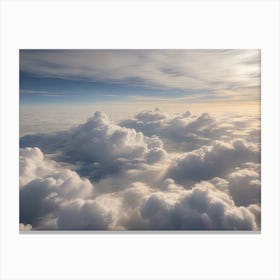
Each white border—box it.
[1,0,280,279]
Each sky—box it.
[20,49,260,107]
[19,50,261,231]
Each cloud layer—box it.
[19,109,261,231]
[20,50,260,95]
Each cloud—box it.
[19,223,32,231]
[140,181,259,230]
[20,111,169,181]
[56,199,113,230]
[120,108,258,152]
[20,147,93,199]
[19,110,261,231]
[167,139,260,185]
[121,109,214,151]
[20,50,260,94]
[20,147,58,187]
[19,148,260,230]
[227,165,261,206]
[20,147,94,228]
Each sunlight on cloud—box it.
[20,109,261,231]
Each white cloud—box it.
[167,139,260,185]
[20,147,94,228]
[20,147,57,187]
[20,147,93,199]
[227,166,261,206]
[140,181,258,230]
[19,223,32,231]
[19,148,261,230]
[56,199,113,230]
[19,110,261,231]
[20,50,260,94]
[21,111,170,181]
[121,108,258,152]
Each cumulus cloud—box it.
[121,109,215,151]
[20,147,56,187]
[20,147,94,228]
[227,165,261,206]
[120,109,258,152]
[56,199,113,230]
[19,110,261,231]
[21,111,169,181]
[167,139,260,185]
[140,181,259,230]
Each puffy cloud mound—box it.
[20,112,169,181]
[227,164,261,207]
[20,147,94,228]
[65,111,147,162]
[20,147,55,187]
[56,199,113,230]
[140,181,259,230]
[19,110,261,231]
[120,109,257,152]
[167,139,260,185]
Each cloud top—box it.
[19,109,261,231]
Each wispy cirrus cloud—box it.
[20,89,50,94]
[20,89,65,97]
[20,50,260,98]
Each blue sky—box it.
[20,49,260,105]
[20,71,209,104]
